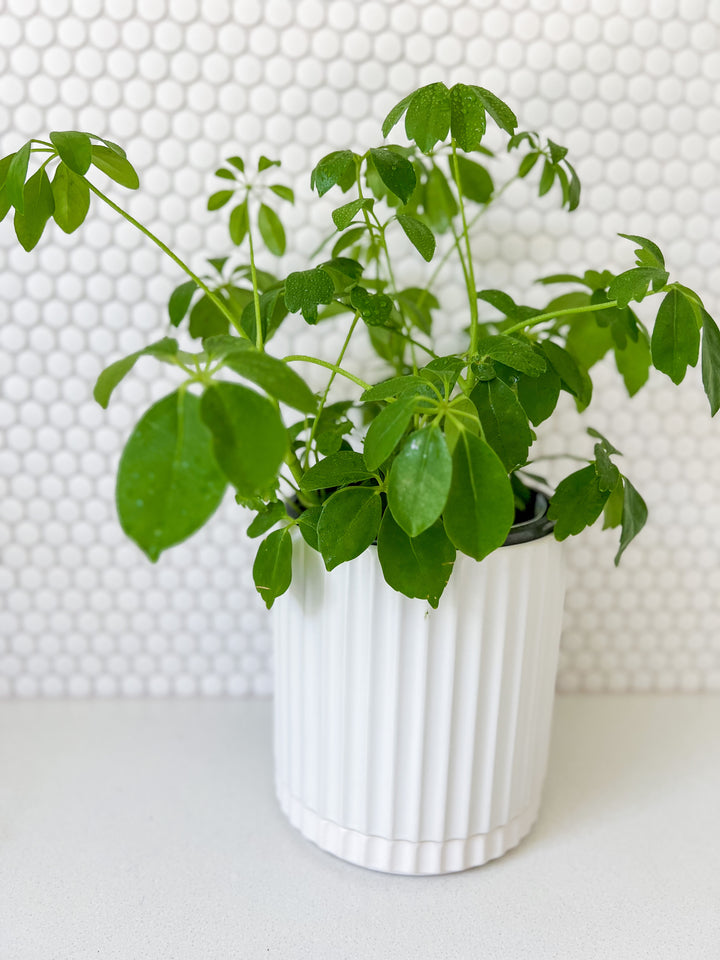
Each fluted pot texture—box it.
[272,531,566,875]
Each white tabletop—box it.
[1,695,719,959]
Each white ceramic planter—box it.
[272,529,566,875]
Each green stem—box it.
[450,139,480,358]
[283,355,372,391]
[303,311,361,469]
[501,299,621,337]
[87,181,244,337]
[245,192,264,350]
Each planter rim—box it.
[503,486,556,548]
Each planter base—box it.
[277,783,540,875]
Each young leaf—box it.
[227,156,245,173]
[608,266,668,309]
[538,159,555,196]
[269,184,294,203]
[381,91,415,138]
[51,163,90,234]
[593,444,620,492]
[258,203,286,256]
[13,169,55,251]
[516,365,562,426]
[90,145,139,189]
[618,233,665,270]
[215,167,236,180]
[116,390,227,562]
[701,309,720,416]
[470,379,533,471]
[223,348,317,413]
[310,150,355,197]
[650,288,700,385]
[471,86,517,134]
[518,151,540,178]
[349,285,393,327]
[284,267,335,323]
[614,478,648,565]
[331,224,367,257]
[247,501,288,538]
[377,511,455,608]
[548,464,609,541]
[229,200,249,245]
[449,154,493,204]
[369,147,416,204]
[547,139,568,164]
[443,431,515,561]
[615,332,651,397]
[587,426,621,456]
[49,131,92,175]
[396,213,435,262]
[253,528,292,608]
[331,198,374,231]
[565,160,581,211]
[317,486,381,570]
[208,189,234,211]
[363,392,417,471]
[6,142,31,213]
[542,341,593,409]
[361,375,425,402]
[387,426,452,537]
[93,337,179,408]
[449,83,487,151]
[475,335,546,376]
[258,155,280,172]
[301,451,374,491]
[405,82,451,153]
[168,280,198,326]
[200,382,287,497]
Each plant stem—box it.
[303,311,360,469]
[283,355,372,391]
[245,191,264,350]
[450,139,480,358]
[87,181,244,337]
[501,299,620,336]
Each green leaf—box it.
[369,147,417,204]
[542,341,593,409]
[565,160,581,211]
[168,280,198,327]
[565,312,614,371]
[377,511,455,608]
[13,169,55,251]
[593,444,620,492]
[518,151,540,178]
[284,267,335,323]
[310,150,355,197]
[651,288,700,385]
[538,159,555,196]
[297,505,322,550]
[0,153,15,220]
[269,184,294,203]
[200,382,287,497]
[475,335,546,376]
[258,203,286,256]
[223,347,317,413]
[477,288,520,319]
[471,86,517,134]
[215,167,236,180]
[350,285,393,326]
[90,144,139,189]
[602,481,624,530]
[587,427,621,456]
[317,486,381,570]
[618,233,665,269]
[258,155,280,172]
[450,154,493,204]
[189,294,228,339]
[247,501,288,538]
[423,165,458,233]
[614,479,648,565]
[116,390,227,562]
[449,83,487,151]
[253,528,292,608]
[229,200,249,245]
[331,224,367,257]
[516,365,562,426]
[50,162,90,234]
[208,189,234,211]
[382,91,415,138]
[396,287,438,335]
[49,131,92,175]
[547,139,568,164]
[6,142,31,213]
[396,213,435,262]
[443,431,515,561]
[608,266,668,308]
[301,451,374,490]
[387,426,452,537]
[93,337,179,408]
[470,379,532,471]
[361,375,425,402]
[405,82,451,153]
[331,197,374,231]
[701,309,720,416]
[227,156,245,173]
[363,392,417,470]
[615,331,651,397]
[548,464,609,541]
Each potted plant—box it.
[2,81,718,874]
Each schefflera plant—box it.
[2,80,720,611]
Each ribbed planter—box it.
[272,512,566,876]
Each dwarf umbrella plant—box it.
[2,81,720,609]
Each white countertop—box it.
[1,695,719,960]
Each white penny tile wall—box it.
[1,0,719,697]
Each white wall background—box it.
[1,0,719,698]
